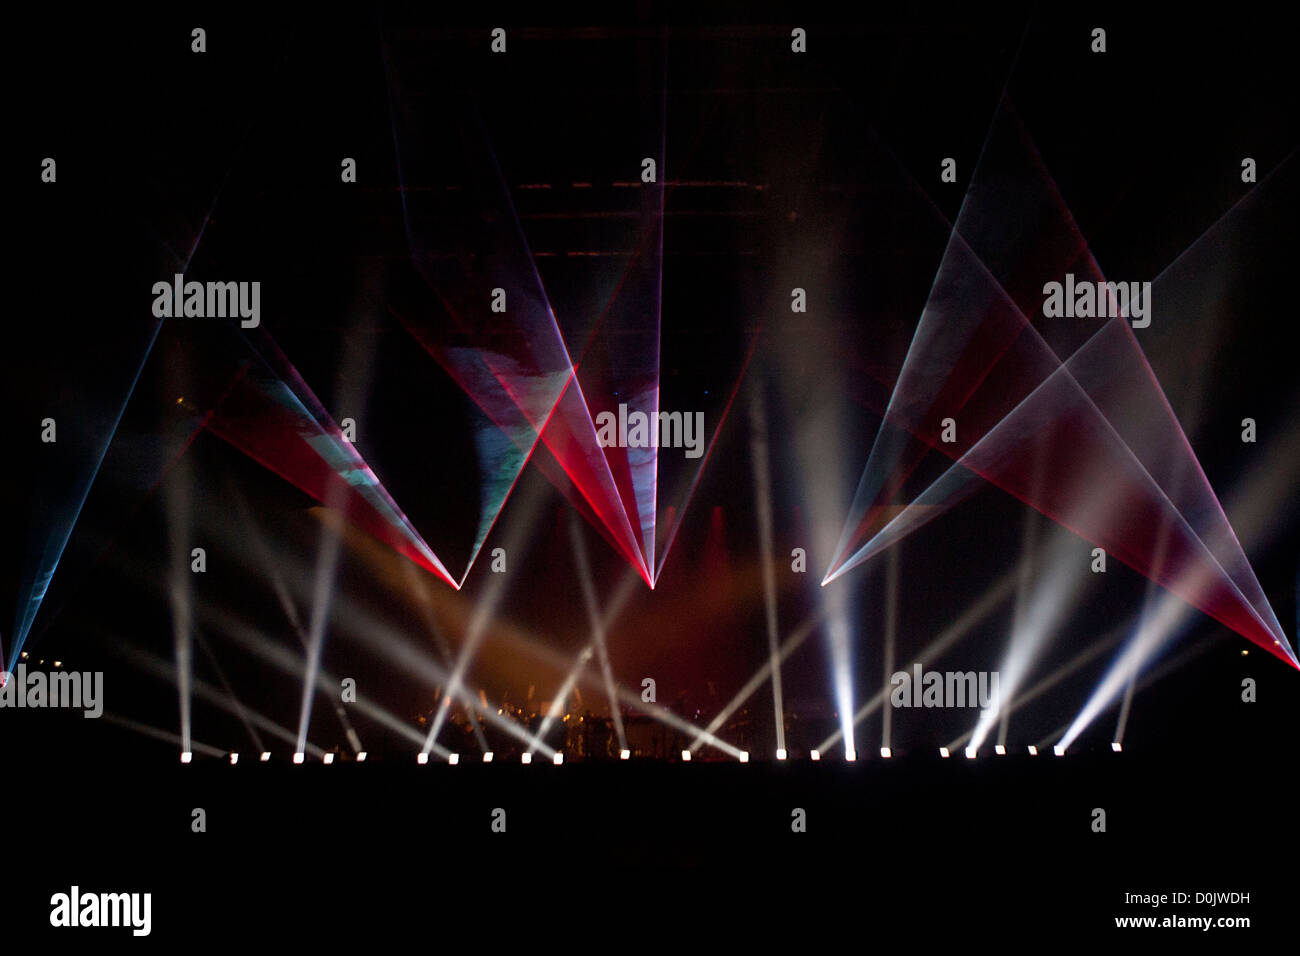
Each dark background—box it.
[4,1,1297,942]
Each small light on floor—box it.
[1027,745,1038,756]
[845,748,857,762]
[776,748,787,760]
[180,752,192,764]
[448,753,459,765]
[323,753,335,765]
[880,747,891,758]
[739,751,749,763]
[994,745,1006,756]
[356,752,367,762]
[1111,742,1122,753]
[229,753,239,765]
[620,749,630,760]
[293,752,305,765]
[483,752,494,763]
[521,752,532,765]
[939,747,950,758]
[553,752,563,765]
[810,749,820,761]
[965,746,976,759]
[1053,744,1066,756]
[681,750,692,762]
[417,752,429,765]
[260,752,271,762]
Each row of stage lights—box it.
[939,742,1123,757]
[179,742,1123,764]
[14,650,63,667]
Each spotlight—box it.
[448,753,460,765]
[880,747,892,758]
[229,753,239,765]
[260,752,271,762]
[483,752,494,763]
[356,752,367,763]
[739,751,749,763]
[845,748,857,762]
[810,749,821,761]
[939,747,950,758]
[20,652,27,659]
[521,752,532,765]
[620,749,630,760]
[994,745,1006,756]
[323,753,335,765]
[553,752,564,766]
[1111,742,1122,753]
[53,661,62,668]
[293,752,305,765]
[681,750,692,762]
[417,753,429,765]
[1027,745,1038,756]
[776,748,787,760]
[1053,744,1066,756]
[180,752,192,764]
[1241,649,1249,656]
[964,747,976,759]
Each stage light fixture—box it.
[994,745,1006,756]
[356,752,367,762]
[293,752,305,765]
[810,750,820,761]
[229,753,238,765]
[553,752,564,765]
[739,751,749,763]
[1053,744,1066,756]
[521,752,532,764]
[880,747,892,758]
[1027,745,1038,756]
[939,747,950,758]
[180,752,192,764]
[776,749,787,760]
[681,750,692,762]
[417,752,429,765]
[1111,742,1122,752]
[845,748,857,762]
[483,752,494,763]
[620,749,631,760]
[447,753,459,765]
[323,753,335,765]
[965,747,976,759]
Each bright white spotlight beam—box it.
[689,611,823,754]
[817,567,1020,754]
[944,621,1127,755]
